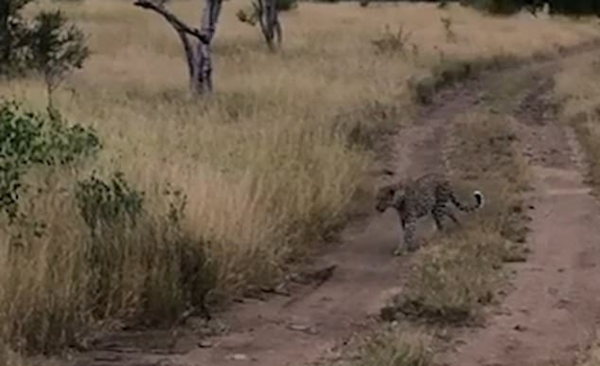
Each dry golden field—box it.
[1,0,600,361]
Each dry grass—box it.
[579,341,600,366]
[325,324,433,366]
[351,326,432,366]
[1,0,599,358]
[554,51,600,195]
[395,110,530,324]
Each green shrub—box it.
[0,0,33,75]
[276,0,297,11]
[0,99,100,222]
[1,1,89,80]
[75,172,144,236]
[462,0,525,14]
[26,10,89,105]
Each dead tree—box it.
[133,0,222,94]
[237,0,282,50]
[257,0,282,50]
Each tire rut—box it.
[440,61,600,366]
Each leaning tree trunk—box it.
[134,0,222,95]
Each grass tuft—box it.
[350,326,433,366]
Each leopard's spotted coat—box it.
[375,172,484,255]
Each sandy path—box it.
[441,65,600,366]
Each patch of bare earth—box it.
[440,65,600,366]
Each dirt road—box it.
[440,64,600,366]
[72,45,600,366]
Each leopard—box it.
[375,172,484,256]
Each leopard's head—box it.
[375,183,400,213]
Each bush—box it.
[26,10,89,104]
[460,0,600,16]
[276,0,298,11]
[549,0,600,16]
[0,0,89,99]
[0,0,32,75]
[0,102,217,353]
[461,0,526,14]
[0,100,100,222]
[75,172,144,236]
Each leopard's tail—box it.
[450,190,484,212]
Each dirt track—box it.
[71,46,600,366]
[440,63,600,366]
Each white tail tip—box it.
[473,190,485,208]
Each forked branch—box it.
[133,0,222,94]
[133,0,208,44]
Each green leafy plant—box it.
[26,10,89,108]
[0,100,100,222]
[75,171,144,235]
[0,0,33,75]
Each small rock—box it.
[513,324,527,332]
[288,323,318,334]
[557,267,565,273]
[556,298,570,309]
[230,353,250,361]
[288,323,310,332]
[198,340,213,348]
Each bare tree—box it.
[237,0,282,51]
[134,0,222,94]
[257,0,282,50]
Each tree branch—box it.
[133,0,209,44]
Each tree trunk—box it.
[192,0,222,94]
[254,0,282,51]
[134,0,222,95]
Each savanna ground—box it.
[3,0,600,365]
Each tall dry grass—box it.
[1,0,600,359]
[579,340,600,366]
[554,51,600,195]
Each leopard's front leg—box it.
[394,217,417,256]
